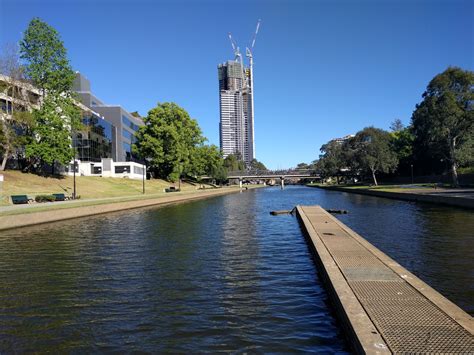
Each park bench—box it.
[52,193,67,201]
[11,195,32,205]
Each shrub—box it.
[35,195,56,203]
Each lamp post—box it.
[410,164,414,184]
[142,160,146,194]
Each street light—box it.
[410,164,414,184]
[142,158,150,194]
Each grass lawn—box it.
[0,171,208,206]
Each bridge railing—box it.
[227,169,316,177]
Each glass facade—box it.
[122,128,135,142]
[122,115,140,131]
[73,115,114,162]
[122,142,133,161]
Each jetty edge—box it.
[296,205,474,354]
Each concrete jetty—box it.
[296,205,474,354]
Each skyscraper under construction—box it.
[218,21,260,166]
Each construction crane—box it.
[228,33,242,64]
[245,19,261,71]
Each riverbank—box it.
[0,185,262,231]
[0,171,206,206]
[308,184,474,209]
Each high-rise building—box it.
[218,60,255,165]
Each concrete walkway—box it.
[297,205,474,354]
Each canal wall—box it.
[0,187,253,231]
[312,185,474,209]
[296,205,474,354]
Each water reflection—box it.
[1,186,472,353]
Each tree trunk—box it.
[371,169,378,186]
[451,162,459,187]
[0,148,9,171]
[52,161,55,176]
[449,137,459,187]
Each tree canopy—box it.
[411,67,474,186]
[133,102,209,181]
[349,127,398,186]
[18,18,80,174]
[20,18,75,95]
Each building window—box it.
[115,165,130,174]
[122,128,133,141]
[122,115,139,131]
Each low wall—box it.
[312,185,474,209]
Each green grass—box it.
[0,171,211,206]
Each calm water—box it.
[0,186,473,352]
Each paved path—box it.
[297,205,474,354]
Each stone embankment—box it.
[311,185,474,209]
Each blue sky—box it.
[1,0,472,169]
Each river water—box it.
[0,186,472,352]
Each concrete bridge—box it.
[226,169,318,188]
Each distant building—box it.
[332,134,355,144]
[73,72,144,162]
[218,60,255,165]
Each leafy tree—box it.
[316,140,347,183]
[411,67,474,186]
[390,126,415,175]
[20,18,75,95]
[223,153,246,172]
[190,144,226,181]
[350,127,398,186]
[25,95,80,173]
[249,158,267,171]
[19,18,81,173]
[133,102,204,181]
[296,162,309,170]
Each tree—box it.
[25,95,80,173]
[316,140,347,183]
[296,162,309,170]
[190,144,226,181]
[223,154,245,172]
[19,18,75,95]
[133,102,204,181]
[390,126,415,176]
[19,18,80,173]
[411,67,474,186]
[390,118,404,132]
[249,158,267,171]
[350,127,398,186]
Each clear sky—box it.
[1,0,472,169]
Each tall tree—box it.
[19,18,75,95]
[249,158,267,171]
[350,127,398,186]
[19,18,81,173]
[411,67,474,186]
[133,102,204,181]
[223,153,246,172]
[25,95,80,172]
[316,140,347,183]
